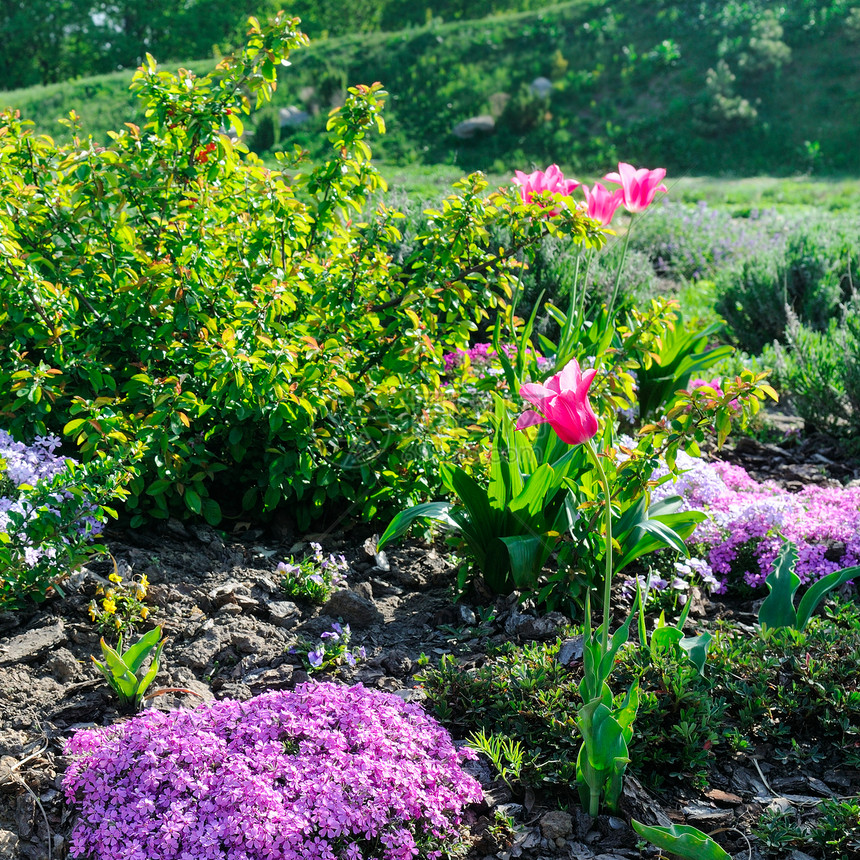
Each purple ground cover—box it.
[655,452,860,592]
[63,682,482,860]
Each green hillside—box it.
[2,0,858,175]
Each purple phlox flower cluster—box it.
[1,430,104,568]
[277,543,349,602]
[0,430,68,486]
[653,454,860,592]
[63,682,482,860]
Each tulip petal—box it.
[519,382,555,409]
[515,410,548,431]
[556,358,584,393]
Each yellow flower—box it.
[114,618,122,630]
[102,598,116,614]
[139,574,149,590]
[140,606,149,620]
[88,604,97,621]
[108,572,123,584]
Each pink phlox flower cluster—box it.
[442,342,519,375]
[63,683,482,860]
[687,378,741,415]
[654,455,860,592]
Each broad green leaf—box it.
[441,464,500,550]
[631,821,731,860]
[509,463,556,516]
[577,700,630,775]
[134,639,165,705]
[795,565,860,631]
[376,502,455,549]
[758,541,801,630]
[650,625,684,655]
[499,534,544,590]
[123,627,164,675]
[679,632,713,676]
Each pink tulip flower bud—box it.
[515,358,599,445]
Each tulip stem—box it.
[606,216,633,319]
[584,437,613,653]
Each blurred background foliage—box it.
[1,0,858,175]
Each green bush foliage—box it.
[0,14,607,530]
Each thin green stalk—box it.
[584,437,613,653]
[578,247,595,325]
[606,216,634,319]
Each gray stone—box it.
[175,625,222,670]
[381,648,413,677]
[0,829,19,855]
[322,589,384,628]
[353,581,374,601]
[452,115,495,139]
[172,679,214,704]
[558,636,584,664]
[0,620,66,665]
[242,664,294,691]
[530,76,553,98]
[209,581,259,611]
[279,105,310,127]
[458,605,477,626]
[682,803,734,825]
[47,647,80,681]
[540,810,573,840]
[516,611,568,641]
[233,634,266,655]
[391,687,426,704]
[266,600,301,629]
[216,682,252,701]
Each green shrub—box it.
[0,14,604,530]
[716,219,858,354]
[765,306,860,438]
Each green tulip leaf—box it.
[758,540,801,630]
[795,565,860,631]
[376,502,456,550]
[631,820,731,860]
[679,631,713,676]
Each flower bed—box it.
[655,452,860,592]
[63,682,482,860]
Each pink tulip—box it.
[581,182,625,226]
[516,358,599,445]
[512,164,580,216]
[603,162,667,213]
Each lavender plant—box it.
[63,683,482,860]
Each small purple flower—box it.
[308,650,324,668]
